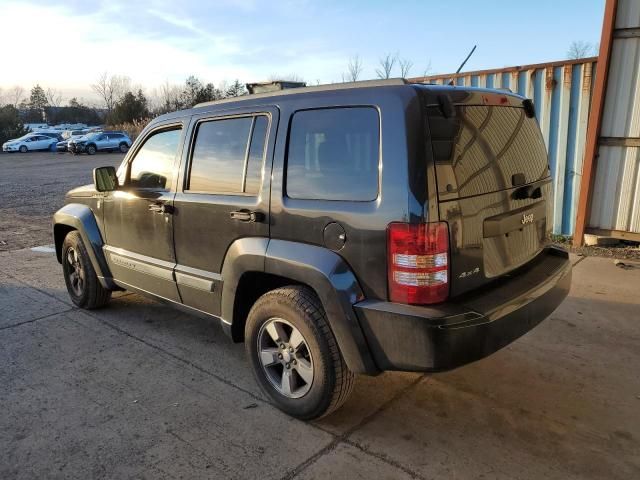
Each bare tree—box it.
[375,53,397,79]
[567,41,597,59]
[343,55,363,82]
[91,72,131,114]
[398,57,413,78]
[421,60,433,79]
[8,86,25,108]
[45,88,63,108]
[156,80,183,112]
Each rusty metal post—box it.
[573,0,618,246]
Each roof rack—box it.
[194,78,408,108]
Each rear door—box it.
[109,134,122,149]
[33,136,48,150]
[171,107,277,316]
[425,91,552,296]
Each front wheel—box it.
[62,231,111,309]
[86,144,97,155]
[119,142,129,153]
[19,145,27,153]
[245,286,355,420]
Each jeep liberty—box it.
[53,79,571,419]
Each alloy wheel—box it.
[66,247,85,296]
[257,317,314,398]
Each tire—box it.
[19,145,27,153]
[119,142,129,153]
[86,144,97,155]
[245,286,355,420]
[62,231,111,309]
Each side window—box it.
[286,107,379,201]
[187,115,268,195]
[129,128,181,190]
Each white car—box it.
[2,133,57,153]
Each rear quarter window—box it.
[286,107,379,201]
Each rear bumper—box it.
[354,247,572,372]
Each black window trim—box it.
[284,104,383,203]
[183,112,271,197]
[122,122,184,190]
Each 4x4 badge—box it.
[521,213,534,225]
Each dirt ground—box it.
[0,151,123,252]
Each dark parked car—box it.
[53,79,571,419]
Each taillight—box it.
[387,222,449,304]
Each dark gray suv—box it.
[53,79,571,419]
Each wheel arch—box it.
[53,203,116,289]
[220,237,379,375]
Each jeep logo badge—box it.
[521,213,534,225]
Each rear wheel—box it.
[119,142,129,153]
[86,144,97,155]
[19,145,27,153]
[245,286,355,420]
[62,231,111,309]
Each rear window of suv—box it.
[428,105,549,201]
[286,107,379,201]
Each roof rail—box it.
[194,78,409,108]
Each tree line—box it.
[0,75,248,144]
[1,41,595,145]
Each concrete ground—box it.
[1,152,639,479]
[1,246,639,479]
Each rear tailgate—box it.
[424,89,553,297]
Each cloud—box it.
[0,0,351,101]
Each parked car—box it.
[38,132,64,142]
[2,133,58,152]
[62,129,90,140]
[57,131,89,152]
[68,131,131,155]
[53,79,571,420]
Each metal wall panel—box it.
[412,58,596,235]
[589,0,640,235]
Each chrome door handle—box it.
[148,203,174,214]
[230,210,264,222]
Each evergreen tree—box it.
[111,89,149,123]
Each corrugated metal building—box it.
[411,57,597,235]
[579,0,640,241]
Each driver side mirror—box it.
[93,166,119,192]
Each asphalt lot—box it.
[1,152,640,479]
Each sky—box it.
[0,0,605,104]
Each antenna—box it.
[448,45,477,85]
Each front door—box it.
[172,108,277,316]
[102,123,185,301]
